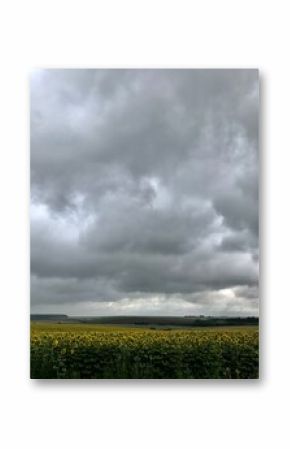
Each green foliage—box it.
[30,324,259,379]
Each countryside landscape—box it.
[31,69,259,379]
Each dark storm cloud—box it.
[30,69,259,315]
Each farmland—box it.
[31,322,259,379]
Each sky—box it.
[30,69,259,316]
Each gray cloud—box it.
[30,69,259,316]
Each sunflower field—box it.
[30,324,259,379]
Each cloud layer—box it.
[30,69,259,316]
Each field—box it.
[30,323,259,379]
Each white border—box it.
[1,1,289,448]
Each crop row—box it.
[31,327,259,379]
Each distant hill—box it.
[30,314,258,327]
[30,314,68,321]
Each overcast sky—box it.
[30,69,259,316]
